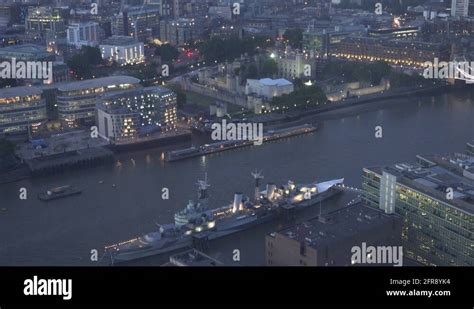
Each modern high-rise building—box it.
[67,22,100,49]
[0,86,47,138]
[98,86,178,133]
[362,154,474,266]
[56,76,141,128]
[112,6,160,41]
[451,0,469,17]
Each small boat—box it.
[38,185,82,201]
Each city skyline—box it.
[0,0,472,271]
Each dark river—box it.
[1,89,473,266]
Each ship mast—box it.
[196,173,210,201]
[251,170,264,202]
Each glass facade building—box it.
[0,86,47,137]
[99,86,178,133]
[362,156,474,266]
[56,76,140,128]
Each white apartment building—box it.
[67,22,100,48]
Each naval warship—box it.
[104,172,344,263]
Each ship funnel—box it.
[232,192,243,213]
[251,170,264,202]
[266,183,276,201]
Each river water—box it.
[0,89,473,266]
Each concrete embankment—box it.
[25,147,115,176]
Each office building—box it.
[57,76,141,127]
[159,18,198,46]
[266,203,402,266]
[67,21,100,49]
[99,35,145,66]
[0,86,47,137]
[25,6,66,38]
[362,154,474,266]
[0,2,12,28]
[99,86,178,132]
[149,0,173,17]
[302,26,365,58]
[451,0,469,17]
[0,44,69,85]
[0,43,54,62]
[112,6,160,41]
[422,18,474,38]
[97,102,140,143]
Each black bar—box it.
[0,267,472,306]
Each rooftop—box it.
[0,44,50,56]
[271,204,396,250]
[0,86,42,98]
[100,85,175,99]
[365,153,474,214]
[58,76,140,92]
[100,35,139,46]
[257,78,293,87]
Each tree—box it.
[241,64,258,80]
[0,139,14,157]
[155,44,180,63]
[283,29,303,50]
[67,46,103,79]
[82,46,103,66]
[322,61,392,84]
[272,84,327,109]
[174,88,187,108]
[67,54,93,79]
[261,59,278,77]
[199,35,274,63]
[293,77,304,90]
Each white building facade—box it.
[451,0,469,17]
[97,104,140,143]
[100,36,145,66]
[245,78,294,99]
[67,22,100,48]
